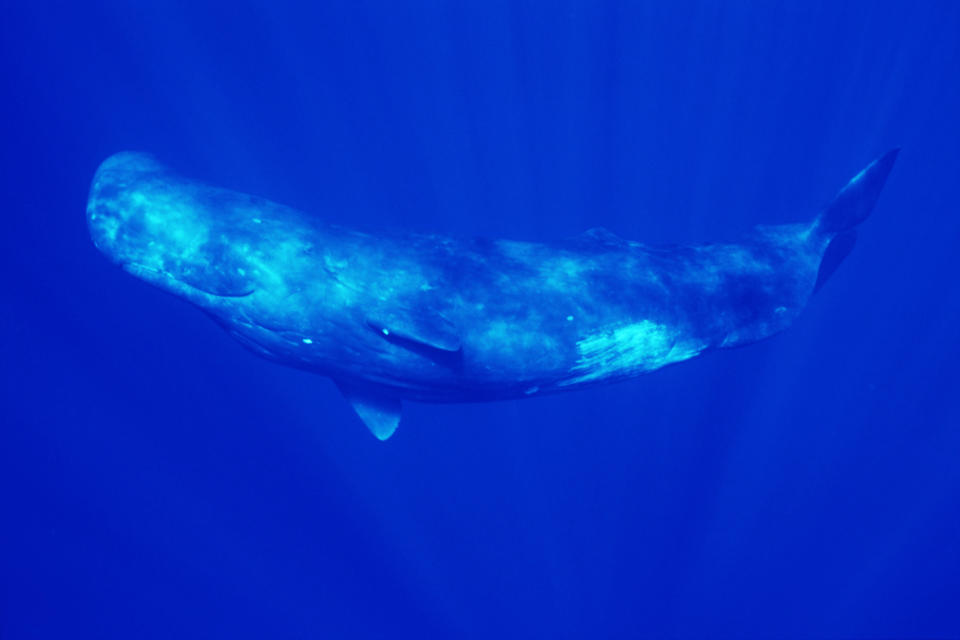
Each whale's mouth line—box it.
[124,262,257,298]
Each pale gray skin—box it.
[87,151,897,438]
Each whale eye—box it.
[171,241,256,297]
[177,263,255,297]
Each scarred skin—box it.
[87,150,896,436]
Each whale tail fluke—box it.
[811,149,898,293]
[815,149,899,236]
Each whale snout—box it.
[87,152,167,263]
[87,185,134,264]
[87,152,256,299]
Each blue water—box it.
[2,2,959,638]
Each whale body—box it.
[87,150,897,439]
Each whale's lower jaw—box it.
[124,263,257,302]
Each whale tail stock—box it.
[812,149,899,292]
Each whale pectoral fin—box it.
[337,381,401,441]
[366,313,460,351]
[366,313,463,369]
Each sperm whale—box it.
[87,150,897,439]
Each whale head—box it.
[87,152,260,303]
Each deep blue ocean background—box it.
[2,2,959,638]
